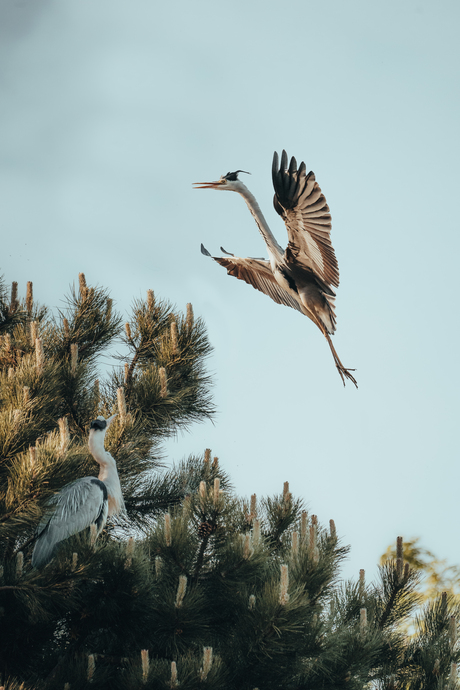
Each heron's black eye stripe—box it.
[90,419,107,430]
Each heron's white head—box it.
[89,414,118,464]
[193,169,251,192]
[90,414,118,432]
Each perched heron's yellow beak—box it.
[193,179,226,189]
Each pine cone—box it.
[198,521,214,538]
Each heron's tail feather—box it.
[323,293,337,333]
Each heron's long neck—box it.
[89,432,124,514]
[96,453,124,514]
[95,451,118,488]
[238,185,283,261]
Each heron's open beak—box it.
[106,413,118,427]
[193,179,226,189]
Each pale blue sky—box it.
[1,0,459,581]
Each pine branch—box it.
[376,561,421,631]
[193,529,213,582]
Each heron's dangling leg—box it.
[324,333,358,388]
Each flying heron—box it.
[32,414,124,568]
[195,150,357,387]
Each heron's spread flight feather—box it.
[272,151,339,288]
[201,246,302,313]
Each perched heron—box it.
[195,150,357,387]
[32,414,124,568]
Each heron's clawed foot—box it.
[324,334,358,388]
[336,365,358,389]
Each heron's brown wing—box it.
[201,245,302,313]
[272,150,339,288]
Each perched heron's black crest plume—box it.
[90,419,107,430]
[224,170,251,181]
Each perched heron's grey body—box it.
[32,414,124,568]
[195,150,357,387]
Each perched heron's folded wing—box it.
[201,244,302,313]
[32,478,108,568]
[272,150,339,289]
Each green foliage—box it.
[381,538,460,603]
[0,273,215,552]
[1,274,459,689]
[4,467,459,689]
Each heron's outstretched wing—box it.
[32,477,108,568]
[272,150,339,289]
[201,244,302,313]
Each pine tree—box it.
[381,538,460,604]
[0,275,459,689]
